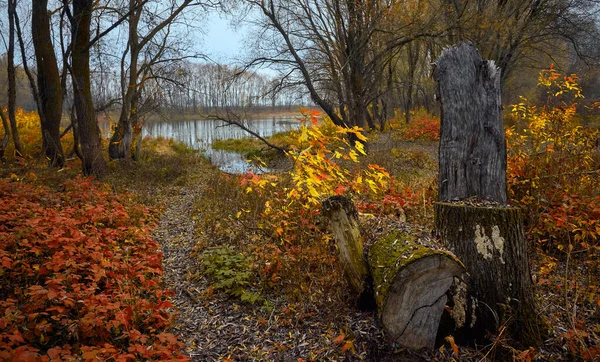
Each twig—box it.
[208,111,289,154]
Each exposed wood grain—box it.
[322,196,369,295]
[434,41,507,204]
[368,231,464,349]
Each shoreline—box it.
[97,107,321,125]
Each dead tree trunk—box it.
[434,41,507,204]
[368,231,464,349]
[433,42,543,347]
[323,196,465,350]
[435,203,543,346]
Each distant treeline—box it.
[91,62,312,115]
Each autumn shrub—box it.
[394,109,441,141]
[0,108,75,163]
[193,110,390,309]
[355,178,435,225]
[507,67,600,253]
[0,176,187,360]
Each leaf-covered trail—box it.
[151,182,221,360]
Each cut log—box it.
[322,196,369,295]
[435,202,544,347]
[434,41,507,204]
[368,231,464,350]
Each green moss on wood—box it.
[368,231,462,311]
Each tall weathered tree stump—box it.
[435,41,507,205]
[368,231,464,349]
[433,42,544,347]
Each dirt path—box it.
[151,183,223,360]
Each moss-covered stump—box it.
[368,231,464,350]
[434,202,545,347]
[322,196,369,295]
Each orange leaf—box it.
[341,340,354,354]
[515,347,536,362]
[445,335,459,356]
[333,334,345,344]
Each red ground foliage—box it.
[0,176,188,361]
[399,113,441,141]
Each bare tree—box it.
[31,0,65,167]
[108,0,209,160]
[244,0,444,130]
[70,0,108,177]
[438,0,600,82]
[6,0,23,156]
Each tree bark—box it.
[435,202,544,347]
[6,0,23,157]
[434,41,507,204]
[0,108,10,161]
[71,0,108,177]
[321,196,369,296]
[368,231,464,350]
[109,0,140,160]
[32,0,65,167]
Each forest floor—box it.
[143,131,599,362]
[2,126,598,361]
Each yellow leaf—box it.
[308,186,320,198]
[355,141,366,155]
[341,340,354,354]
[349,150,358,162]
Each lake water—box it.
[141,116,301,173]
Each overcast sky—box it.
[202,11,249,64]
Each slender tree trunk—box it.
[0,108,10,161]
[7,0,23,157]
[129,84,143,160]
[32,0,65,167]
[404,42,420,124]
[67,106,83,160]
[109,2,140,160]
[346,0,367,130]
[72,0,108,177]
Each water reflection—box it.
[141,116,301,173]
